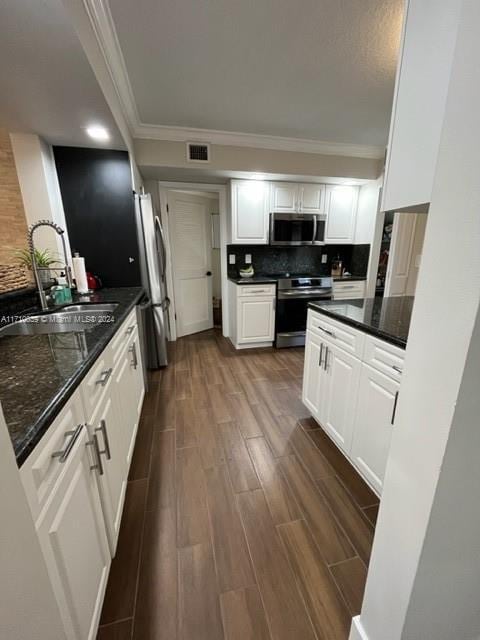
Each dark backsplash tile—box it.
[227,244,370,278]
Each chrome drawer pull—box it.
[51,424,84,463]
[95,367,112,386]
[319,343,324,367]
[87,433,104,475]
[95,419,111,460]
[126,325,135,335]
[129,342,138,369]
[317,325,335,338]
[392,365,403,374]
[391,391,399,425]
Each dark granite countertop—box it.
[0,287,144,466]
[309,296,414,348]
[228,276,278,285]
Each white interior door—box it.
[384,213,421,297]
[168,192,213,337]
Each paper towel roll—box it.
[73,254,88,293]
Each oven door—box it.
[276,290,331,347]
[270,213,316,245]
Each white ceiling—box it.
[109,0,403,147]
[0,0,125,149]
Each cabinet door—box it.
[302,330,327,417]
[231,180,269,244]
[325,185,358,244]
[123,336,145,465]
[321,341,361,454]
[88,393,127,554]
[270,182,299,212]
[237,297,275,344]
[351,364,398,495]
[36,427,110,640]
[299,184,325,213]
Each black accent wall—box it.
[227,244,370,278]
[53,147,140,287]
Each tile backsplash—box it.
[227,244,370,278]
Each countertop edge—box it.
[308,302,407,349]
[15,288,144,466]
[228,277,278,285]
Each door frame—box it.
[158,182,228,341]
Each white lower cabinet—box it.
[321,341,361,454]
[350,365,398,494]
[303,308,404,496]
[35,425,110,640]
[229,282,276,349]
[21,306,145,640]
[87,392,127,555]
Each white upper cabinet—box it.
[270,182,298,213]
[324,185,358,244]
[230,180,270,244]
[270,182,325,214]
[381,0,462,212]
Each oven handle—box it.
[277,290,332,299]
[312,215,318,244]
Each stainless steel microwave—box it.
[269,212,326,246]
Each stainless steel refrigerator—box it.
[134,193,169,368]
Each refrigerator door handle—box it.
[155,215,167,279]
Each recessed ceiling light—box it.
[86,125,110,142]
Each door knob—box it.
[206,271,212,276]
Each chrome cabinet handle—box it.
[391,391,399,425]
[51,424,84,463]
[324,345,329,370]
[392,365,403,374]
[317,325,335,338]
[95,419,111,460]
[319,343,324,367]
[126,325,135,335]
[87,433,104,475]
[95,368,112,386]
[129,342,138,369]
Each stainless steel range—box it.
[275,274,332,348]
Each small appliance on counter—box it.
[331,256,343,277]
[86,272,102,290]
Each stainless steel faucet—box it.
[28,220,73,310]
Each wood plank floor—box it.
[97,330,379,640]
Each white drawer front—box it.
[81,345,113,423]
[307,309,365,358]
[20,388,86,522]
[363,334,405,381]
[333,280,365,300]
[237,284,275,297]
[110,308,138,366]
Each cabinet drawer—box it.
[237,284,276,297]
[332,280,365,300]
[20,388,86,522]
[307,309,365,358]
[81,345,113,423]
[110,308,138,367]
[363,334,405,382]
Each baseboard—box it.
[349,616,370,640]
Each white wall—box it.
[353,2,480,638]
[0,404,66,640]
[10,133,72,266]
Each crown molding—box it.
[133,123,384,159]
[83,0,384,160]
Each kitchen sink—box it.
[0,303,119,337]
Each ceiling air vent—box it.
[187,142,210,163]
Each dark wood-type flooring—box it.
[97,330,379,640]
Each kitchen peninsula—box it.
[303,296,413,494]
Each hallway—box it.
[97,330,379,640]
